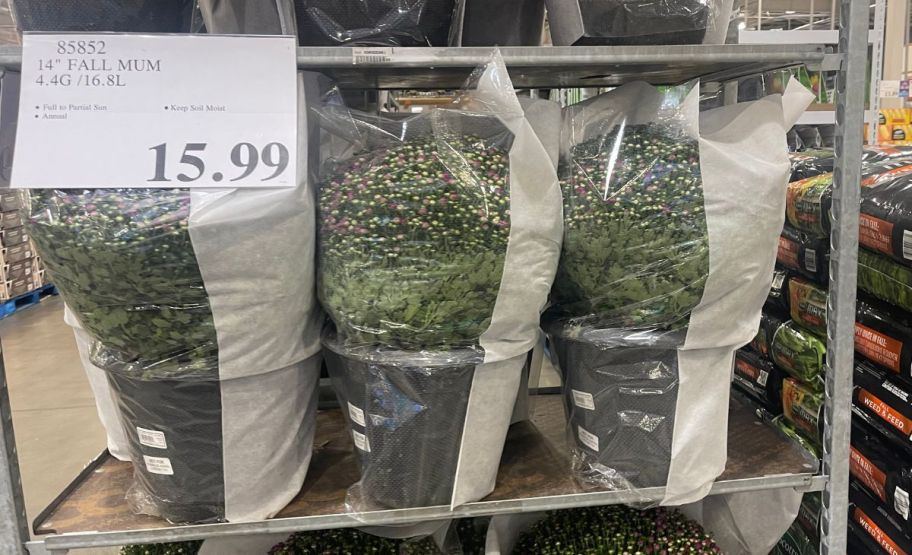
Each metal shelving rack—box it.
[0,1,866,553]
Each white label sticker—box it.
[771,272,785,290]
[578,425,599,452]
[348,402,366,427]
[352,47,393,64]
[571,389,596,411]
[757,370,769,387]
[352,430,371,452]
[903,230,912,260]
[804,248,817,273]
[14,34,297,189]
[896,487,910,520]
[136,427,167,450]
[143,455,174,475]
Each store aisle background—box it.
[1,296,118,554]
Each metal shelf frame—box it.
[0,4,866,552]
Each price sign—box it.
[12,34,298,188]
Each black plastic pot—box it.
[324,340,480,509]
[11,0,195,32]
[106,373,224,524]
[547,322,684,489]
[294,0,455,46]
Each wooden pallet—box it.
[0,283,58,319]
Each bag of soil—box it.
[545,0,734,46]
[751,310,787,360]
[324,331,528,510]
[772,415,819,459]
[316,54,560,354]
[781,378,823,449]
[765,269,792,317]
[733,349,783,414]
[851,416,912,531]
[859,248,912,313]
[777,226,828,284]
[850,480,912,555]
[860,170,912,266]
[293,0,455,46]
[773,521,816,555]
[788,277,827,336]
[22,73,326,524]
[547,80,812,505]
[788,149,833,181]
[856,295,912,384]
[10,0,196,32]
[854,359,912,451]
[770,321,826,383]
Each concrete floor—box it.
[0,295,117,554]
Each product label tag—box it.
[136,427,167,450]
[896,487,910,520]
[757,369,769,387]
[352,429,371,452]
[860,213,896,257]
[855,323,903,373]
[904,230,912,261]
[859,389,912,437]
[804,248,817,273]
[850,446,888,501]
[347,402,366,427]
[14,34,297,188]
[352,47,393,64]
[571,389,595,411]
[577,425,599,452]
[143,455,174,476]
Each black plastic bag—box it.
[777,226,828,284]
[861,171,912,267]
[733,349,783,414]
[10,0,196,32]
[849,480,912,555]
[851,416,912,532]
[854,359,912,451]
[751,310,787,360]
[765,269,792,317]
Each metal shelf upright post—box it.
[0,7,868,554]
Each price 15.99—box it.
[149,142,290,183]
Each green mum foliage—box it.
[318,137,511,349]
[514,505,721,554]
[25,189,217,378]
[269,519,486,554]
[551,124,709,329]
[121,541,202,555]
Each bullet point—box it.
[33,115,38,118]
[34,105,38,109]
[164,106,168,110]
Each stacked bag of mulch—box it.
[543,78,813,509]
[755,145,912,552]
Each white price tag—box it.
[136,426,167,450]
[896,487,910,520]
[577,425,599,452]
[13,34,297,189]
[348,402,366,427]
[571,389,595,411]
[352,430,371,452]
[143,455,174,476]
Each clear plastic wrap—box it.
[770,321,825,384]
[859,248,912,313]
[550,82,707,329]
[777,225,829,284]
[851,416,912,534]
[9,0,196,32]
[547,322,684,491]
[316,53,561,354]
[323,329,527,510]
[294,0,455,46]
[788,148,833,181]
[20,73,326,524]
[196,0,296,34]
[448,0,544,46]
[545,0,734,46]
[781,378,822,450]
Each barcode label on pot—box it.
[757,370,769,387]
[352,430,371,452]
[904,230,912,260]
[896,487,910,520]
[804,249,817,273]
[348,402,366,427]
[571,389,595,410]
[143,455,174,475]
[353,47,392,64]
[578,425,599,452]
[136,427,167,449]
